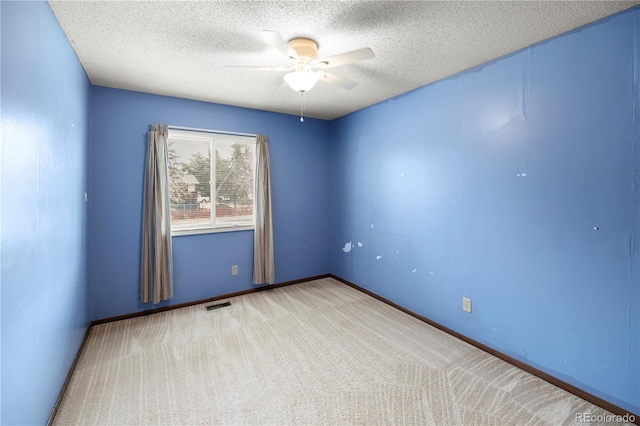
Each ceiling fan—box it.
[227,31,375,93]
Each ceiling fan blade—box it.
[318,72,357,90]
[225,65,291,72]
[260,30,297,59]
[316,47,374,69]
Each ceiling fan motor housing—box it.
[289,38,318,60]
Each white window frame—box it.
[167,128,256,236]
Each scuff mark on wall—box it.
[342,242,352,253]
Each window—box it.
[167,129,256,235]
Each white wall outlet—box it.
[231,265,238,276]
[463,297,472,313]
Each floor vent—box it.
[206,301,231,311]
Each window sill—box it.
[171,225,254,237]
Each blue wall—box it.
[90,87,331,320]
[1,1,92,424]
[330,9,640,414]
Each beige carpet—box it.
[54,277,620,425]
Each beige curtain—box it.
[253,134,275,284]
[141,124,174,304]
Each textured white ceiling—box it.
[49,1,639,121]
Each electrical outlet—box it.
[231,265,238,276]
[463,297,472,313]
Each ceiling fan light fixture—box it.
[284,70,319,92]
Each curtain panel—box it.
[141,124,174,304]
[253,134,275,284]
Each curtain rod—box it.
[168,125,257,138]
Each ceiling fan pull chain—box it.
[300,91,305,122]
